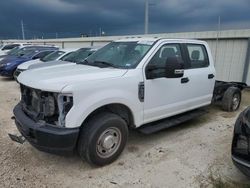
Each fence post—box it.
[242,38,250,83]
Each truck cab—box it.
[12,38,232,166]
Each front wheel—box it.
[77,112,128,166]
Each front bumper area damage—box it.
[232,106,250,177]
[13,103,79,154]
[11,84,78,154]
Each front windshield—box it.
[85,41,152,68]
[6,47,36,57]
[7,47,20,56]
[61,48,92,63]
[59,52,74,61]
[41,50,65,62]
[15,48,38,58]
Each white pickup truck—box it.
[10,38,247,166]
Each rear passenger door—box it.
[182,43,215,108]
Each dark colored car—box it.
[232,106,250,177]
[0,46,58,78]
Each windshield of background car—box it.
[7,47,20,55]
[2,44,20,50]
[41,50,65,62]
[61,48,92,63]
[86,41,153,68]
[59,51,74,61]
[15,48,38,58]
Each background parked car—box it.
[60,47,99,63]
[0,46,58,78]
[14,47,99,81]
[14,48,77,79]
[0,43,31,56]
[232,106,250,177]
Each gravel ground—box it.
[1,77,250,188]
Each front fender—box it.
[65,88,143,128]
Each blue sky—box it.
[0,0,250,39]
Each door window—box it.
[146,44,183,79]
[186,44,209,68]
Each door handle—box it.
[208,74,215,79]
[181,77,189,84]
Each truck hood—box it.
[18,64,128,92]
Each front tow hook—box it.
[9,115,25,144]
[8,134,26,144]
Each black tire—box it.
[77,112,128,166]
[12,69,17,79]
[222,87,241,112]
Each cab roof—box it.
[115,37,204,44]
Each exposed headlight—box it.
[31,90,41,113]
[44,95,56,117]
[57,93,73,127]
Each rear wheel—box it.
[77,112,128,166]
[222,87,241,112]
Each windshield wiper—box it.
[77,60,121,68]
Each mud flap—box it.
[8,133,26,144]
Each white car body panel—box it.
[18,59,41,70]
[142,40,215,123]
[18,64,128,92]
[0,43,31,56]
[0,50,9,56]
[18,38,216,129]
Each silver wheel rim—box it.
[232,93,240,110]
[96,127,121,158]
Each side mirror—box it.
[165,57,184,78]
[146,64,161,79]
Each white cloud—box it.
[22,0,82,13]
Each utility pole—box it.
[21,20,25,40]
[99,28,102,36]
[144,0,149,34]
[215,16,221,66]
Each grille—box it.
[20,84,59,123]
[20,84,42,119]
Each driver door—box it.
[143,43,189,124]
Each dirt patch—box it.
[0,77,250,187]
